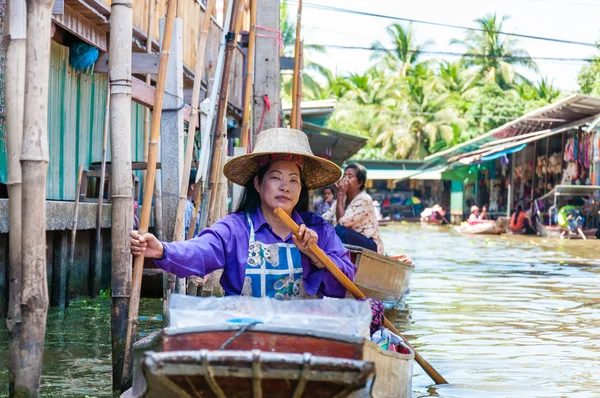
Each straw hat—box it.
[470,205,480,213]
[223,128,342,190]
[432,204,443,212]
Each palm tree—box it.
[371,23,429,77]
[374,65,468,159]
[452,14,538,89]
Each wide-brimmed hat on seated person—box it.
[223,128,342,190]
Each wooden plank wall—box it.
[102,0,245,110]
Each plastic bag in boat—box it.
[169,294,372,337]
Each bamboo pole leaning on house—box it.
[143,0,156,179]
[172,0,216,242]
[92,83,110,299]
[109,0,134,390]
[121,0,178,387]
[290,0,302,129]
[5,0,27,393]
[240,0,256,148]
[66,165,84,309]
[206,0,245,227]
[16,0,54,394]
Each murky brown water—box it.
[1,223,599,397]
[384,223,600,398]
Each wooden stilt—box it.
[16,0,53,393]
[290,0,302,129]
[240,0,256,148]
[5,0,27,393]
[91,83,110,298]
[66,164,84,309]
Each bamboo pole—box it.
[290,0,302,129]
[143,0,157,183]
[121,0,178,387]
[108,0,134,390]
[196,0,234,190]
[205,0,245,227]
[5,0,27,393]
[91,83,110,299]
[66,165,84,309]
[16,0,53,394]
[240,0,256,148]
[295,40,303,129]
[172,0,216,242]
[274,208,450,386]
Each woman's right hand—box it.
[130,230,164,259]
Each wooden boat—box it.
[420,218,442,227]
[454,218,509,235]
[346,246,414,303]
[124,324,414,398]
[378,219,391,227]
[539,225,597,239]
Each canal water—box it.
[0,223,599,397]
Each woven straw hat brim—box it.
[223,152,341,190]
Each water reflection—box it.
[384,223,600,398]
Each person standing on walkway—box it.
[323,162,384,254]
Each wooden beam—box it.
[131,76,194,124]
[95,52,160,74]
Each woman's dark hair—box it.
[511,205,523,226]
[322,185,335,196]
[235,162,309,213]
[345,162,367,190]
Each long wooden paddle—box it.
[274,208,449,385]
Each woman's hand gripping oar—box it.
[274,207,449,385]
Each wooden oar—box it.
[274,207,449,385]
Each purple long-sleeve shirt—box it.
[154,208,356,298]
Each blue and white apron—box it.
[241,213,307,300]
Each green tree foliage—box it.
[578,41,600,95]
[279,7,562,159]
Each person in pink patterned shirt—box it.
[323,163,384,254]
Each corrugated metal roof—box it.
[302,122,367,165]
[425,94,600,163]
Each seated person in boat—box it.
[479,205,488,220]
[323,163,384,254]
[467,205,480,223]
[312,185,335,215]
[429,204,446,224]
[510,205,535,235]
[558,204,584,232]
[130,128,356,300]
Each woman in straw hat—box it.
[130,128,356,299]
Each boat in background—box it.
[454,218,509,235]
[124,323,414,398]
[346,246,414,304]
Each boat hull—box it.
[126,325,414,398]
[346,246,414,303]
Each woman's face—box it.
[343,167,362,193]
[255,160,302,214]
[323,188,334,203]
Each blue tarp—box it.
[480,144,527,162]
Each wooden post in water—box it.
[108,0,134,390]
[92,83,110,298]
[66,165,84,308]
[122,0,178,388]
[5,0,26,393]
[16,0,54,394]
